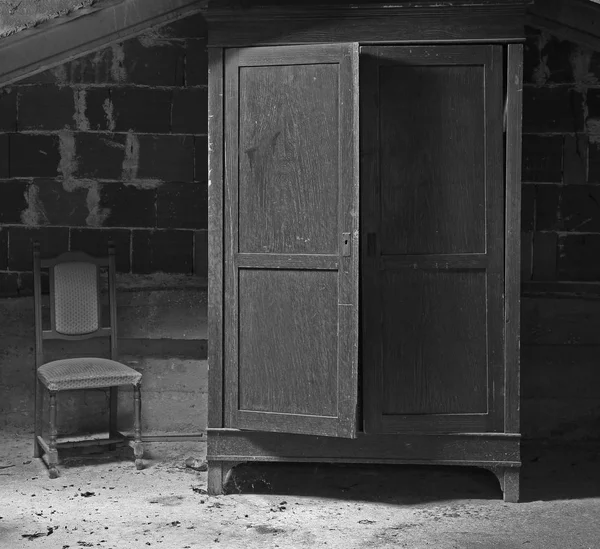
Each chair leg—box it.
[33,378,43,458]
[108,387,119,451]
[132,384,144,470]
[47,391,59,479]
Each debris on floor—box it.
[1,430,600,548]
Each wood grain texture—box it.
[485,45,506,433]
[208,47,224,429]
[381,254,487,270]
[377,60,485,255]
[238,269,338,417]
[236,254,338,270]
[505,44,523,434]
[238,64,339,254]
[207,4,529,47]
[361,45,506,434]
[207,428,521,465]
[223,44,359,438]
[380,270,488,415]
[360,50,383,434]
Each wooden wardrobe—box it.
[206,0,526,502]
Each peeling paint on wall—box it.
[58,130,78,182]
[586,118,600,143]
[103,96,115,131]
[571,45,597,87]
[73,89,90,131]
[122,131,139,180]
[20,184,48,226]
[110,43,127,83]
[85,182,110,226]
[531,31,552,86]
[137,27,179,48]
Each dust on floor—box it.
[1,430,599,549]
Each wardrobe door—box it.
[362,45,505,433]
[223,44,360,438]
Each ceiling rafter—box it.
[0,0,207,87]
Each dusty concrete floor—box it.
[1,430,600,549]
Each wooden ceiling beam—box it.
[0,0,207,87]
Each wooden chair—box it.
[33,242,143,478]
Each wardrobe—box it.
[206,0,526,502]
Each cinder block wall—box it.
[0,14,208,293]
[2,17,600,441]
[521,26,600,440]
[0,14,209,438]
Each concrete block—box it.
[522,397,600,440]
[521,184,535,232]
[64,47,115,85]
[17,85,75,131]
[74,133,127,179]
[523,87,584,133]
[119,358,208,393]
[7,226,69,271]
[535,185,560,231]
[523,31,543,85]
[586,142,600,183]
[522,345,600,399]
[136,440,206,460]
[521,231,533,281]
[185,38,208,86]
[532,231,558,281]
[194,229,208,278]
[30,180,89,226]
[0,87,17,131]
[587,89,600,119]
[157,182,207,229]
[522,295,600,345]
[522,134,563,183]
[0,134,8,178]
[117,388,207,433]
[558,234,600,281]
[194,135,207,183]
[0,272,19,295]
[0,227,7,269]
[172,87,208,134]
[123,39,185,87]
[112,88,172,133]
[541,35,576,85]
[69,228,131,272]
[137,135,194,183]
[83,88,112,131]
[117,288,207,339]
[0,180,28,223]
[102,184,157,228]
[563,134,588,186]
[9,134,60,178]
[559,185,600,232]
[132,230,194,275]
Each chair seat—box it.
[38,358,142,391]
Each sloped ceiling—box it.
[0,0,103,38]
[528,0,600,51]
[3,0,600,87]
[0,0,206,86]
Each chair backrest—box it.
[33,243,118,367]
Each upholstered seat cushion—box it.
[38,358,141,391]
